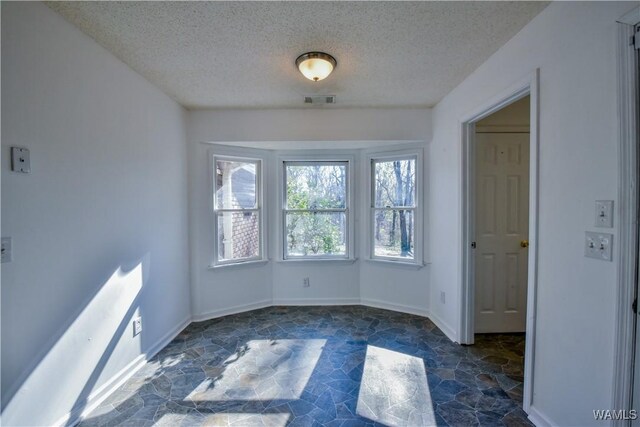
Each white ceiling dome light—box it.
[296,52,337,82]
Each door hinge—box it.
[471,241,477,249]
[633,298,638,314]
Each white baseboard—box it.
[272,297,361,306]
[360,298,429,318]
[425,309,458,343]
[144,316,192,360]
[54,300,458,427]
[527,404,555,427]
[57,316,191,427]
[359,299,457,343]
[191,299,272,322]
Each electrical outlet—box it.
[440,291,446,304]
[1,238,12,263]
[303,277,310,288]
[585,231,613,261]
[133,317,142,336]
[595,200,614,228]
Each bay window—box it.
[213,156,263,266]
[371,154,420,263]
[283,161,351,259]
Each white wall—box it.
[187,109,432,318]
[1,3,190,426]
[9,2,630,425]
[429,2,634,425]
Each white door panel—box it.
[475,133,529,333]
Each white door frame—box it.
[460,69,540,413]
[612,7,639,423]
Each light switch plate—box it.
[11,147,30,173]
[585,231,613,261]
[1,237,12,263]
[595,200,614,228]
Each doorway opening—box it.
[460,71,539,415]
[474,96,530,335]
[472,95,530,409]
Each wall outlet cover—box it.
[133,317,142,336]
[11,147,31,173]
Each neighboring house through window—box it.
[213,156,262,265]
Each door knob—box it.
[520,240,529,248]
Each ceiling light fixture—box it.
[296,52,337,82]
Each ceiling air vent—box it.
[304,95,336,105]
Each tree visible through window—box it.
[284,162,349,258]
[372,157,416,260]
[214,158,261,264]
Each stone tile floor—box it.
[79,306,531,427]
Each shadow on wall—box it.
[1,254,151,426]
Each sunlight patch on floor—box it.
[356,345,436,426]
[155,412,290,427]
[187,339,326,401]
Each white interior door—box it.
[475,133,529,333]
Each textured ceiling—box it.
[47,1,548,109]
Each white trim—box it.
[358,299,458,343]
[459,69,540,415]
[52,299,464,427]
[191,299,272,322]
[527,405,556,427]
[198,139,425,151]
[55,316,191,427]
[275,258,357,265]
[276,152,357,262]
[365,147,425,266]
[56,356,147,427]
[364,258,426,269]
[210,152,266,267]
[208,259,270,270]
[617,5,640,25]
[612,14,639,423]
[359,298,429,317]
[424,308,458,343]
[272,298,361,306]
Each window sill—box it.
[364,258,427,270]
[208,259,270,270]
[277,258,358,265]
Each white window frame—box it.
[279,155,355,262]
[211,153,265,267]
[367,149,423,266]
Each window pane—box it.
[285,212,346,257]
[216,160,257,209]
[373,209,414,259]
[374,159,416,208]
[217,211,260,261]
[286,163,347,209]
